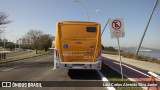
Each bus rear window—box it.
[86,27,97,32]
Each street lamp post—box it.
[2,30,13,59]
[2,32,6,60]
[3,32,5,51]
[15,37,17,51]
[74,0,90,21]
[18,38,22,49]
[90,10,101,21]
[74,0,100,21]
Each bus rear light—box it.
[97,50,101,57]
[55,49,60,58]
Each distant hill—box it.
[120,47,160,53]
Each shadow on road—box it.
[68,69,101,80]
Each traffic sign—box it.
[109,18,125,81]
[109,18,125,39]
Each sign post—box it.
[109,18,125,81]
[117,38,123,81]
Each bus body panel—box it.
[54,21,101,70]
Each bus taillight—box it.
[97,50,101,57]
[55,49,60,58]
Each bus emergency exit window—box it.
[86,27,97,32]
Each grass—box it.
[101,64,143,90]
[0,50,51,63]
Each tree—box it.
[38,34,52,52]
[0,12,11,25]
[0,12,11,35]
[25,30,43,54]
[21,44,33,50]
[5,42,15,50]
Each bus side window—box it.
[86,27,97,32]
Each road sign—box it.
[109,18,125,81]
[109,18,125,39]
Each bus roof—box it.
[57,21,100,25]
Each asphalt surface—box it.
[0,53,106,90]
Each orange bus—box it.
[53,21,101,70]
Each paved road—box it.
[0,53,106,90]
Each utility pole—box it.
[101,18,110,36]
[135,0,158,59]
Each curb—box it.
[96,70,116,90]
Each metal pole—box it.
[135,0,158,59]
[15,37,17,51]
[101,18,110,36]
[19,39,21,49]
[3,33,5,60]
[75,0,90,21]
[117,38,124,81]
[18,40,20,49]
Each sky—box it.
[0,0,160,49]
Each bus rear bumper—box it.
[53,58,102,70]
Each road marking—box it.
[113,62,150,77]
[3,67,17,72]
[96,70,116,90]
[36,59,42,61]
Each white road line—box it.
[96,70,116,90]
[3,67,17,72]
[113,62,150,77]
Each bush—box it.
[104,46,117,51]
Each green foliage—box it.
[0,41,15,50]
[102,46,118,55]
[104,46,117,51]
[101,44,104,50]
[122,52,135,58]
[21,44,33,50]
[38,34,52,52]
[5,42,15,50]
[21,30,53,54]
